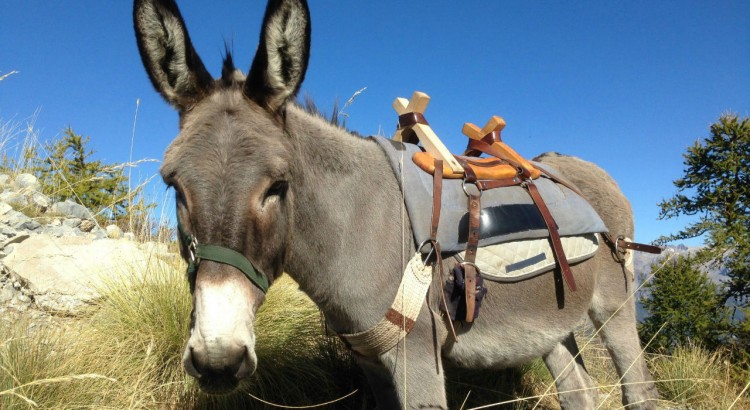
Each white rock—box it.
[0,202,12,215]
[13,174,39,191]
[3,235,175,301]
[106,224,123,239]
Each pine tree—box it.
[658,114,750,308]
[639,255,730,353]
[38,128,146,224]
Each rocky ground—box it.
[0,173,176,329]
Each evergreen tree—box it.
[639,255,730,353]
[39,128,131,220]
[658,114,750,307]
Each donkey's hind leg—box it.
[589,267,659,409]
[543,332,596,409]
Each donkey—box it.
[134,0,658,408]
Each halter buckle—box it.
[188,237,198,264]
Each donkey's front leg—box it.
[358,310,449,409]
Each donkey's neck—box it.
[283,104,413,333]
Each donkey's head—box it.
[134,0,310,393]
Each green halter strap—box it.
[177,220,270,293]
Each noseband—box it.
[177,221,270,293]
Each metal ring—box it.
[418,238,440,264]
[188,237,198,264]
[462,180,482,198]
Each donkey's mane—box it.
[220,50,359,137]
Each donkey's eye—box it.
[264,181,288,202]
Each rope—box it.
[246,389,359,408]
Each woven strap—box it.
[339,253,433,357]
[195,244,269,293]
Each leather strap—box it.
[398,112,429,128]
[476,176,524,190]
[523,181,577,292]
[463,191,481,322]
[481,130,503,144]
[456,157,479,183]
[464,139,532,179]
[602,233,662,255]
[431,159,443,241]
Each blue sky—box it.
[1,1,748,246]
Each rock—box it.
[16,293,30,303]
[0,287,13,303]
[0,226,18,237]
[63,218,82,228]
[30,192,49,212]
[92,228,108,240]
[5,210,30,227]
[106,224,123,239]
[50,200,93,220]
[0,202,12,215]
[3,235,172,300]
[79,219,96,232]
[17,220,41,231]
[2,233,30,248]
[34,293,88,314]
[42,225,76,238]
[0,191,27,208]
[13,174,40,191]
[0,174,11,188]
[124,232,136,241]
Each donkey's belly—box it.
[441,261,596,369]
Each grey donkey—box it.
[133,0,659,408]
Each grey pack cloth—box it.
[371,136,608,253]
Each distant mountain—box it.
[632,244,703,280]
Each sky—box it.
[1,0,748,246]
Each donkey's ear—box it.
[245,0,311,112]
[134,0,213,111]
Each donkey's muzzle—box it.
[184,340,255,394]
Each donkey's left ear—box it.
[245,0,311,112]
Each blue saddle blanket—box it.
[371,137,608,253]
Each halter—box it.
[177,220,270,293]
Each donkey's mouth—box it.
[197,375,241,395]
[196,359,254,395]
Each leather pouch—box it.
[443,264,487,322]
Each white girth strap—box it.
[339,252,433,357]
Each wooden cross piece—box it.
[463,115,538,174]
[392,91,464,174]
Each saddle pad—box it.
[371,137,608,252]
[459,233,600,282]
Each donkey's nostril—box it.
[183,346,202,379]
[234,347,252,379]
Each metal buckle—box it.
[462,179,482,198]
[188,237,198,264]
